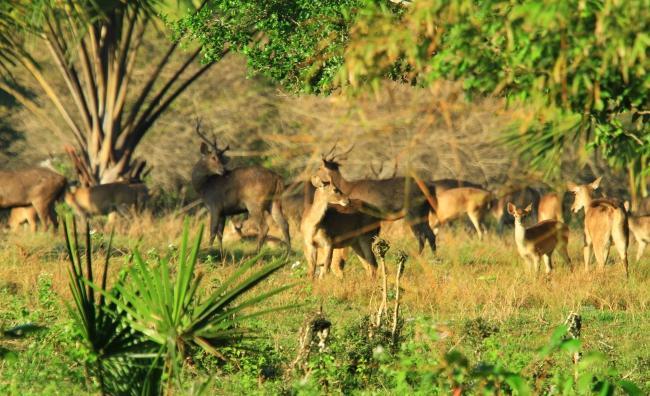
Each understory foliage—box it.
[64,217,291,394]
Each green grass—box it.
[0,217,649,394]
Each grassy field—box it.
[0,213,649,394]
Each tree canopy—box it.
[183,0,649,195]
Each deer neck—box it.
[331,171,351,193]
[305,192,330,227]
[513,218,527,251]
[191,163,218,194]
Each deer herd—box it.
[0,125,646,280]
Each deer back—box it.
[198,166,283,213]
[0,168,66,207]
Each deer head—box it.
[507,202,533,222]
[315,142,354,185]
[567,176,601,213]
[195,118,230,176]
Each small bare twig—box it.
[391,250,407,344]
[372,237,390,329]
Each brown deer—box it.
[314,146,438,254]
[428,187,493,240]
[627,214,650,262]
[507,202,570,274]
[431,179,483,194]
[65,182,149,219]
[621,201,648,262]
[538,192,564,222]
[0,167,66,230]
[567,177,629,275]
[301,177,381,279]
[8,206,38,232]
[192,122,290,255]
[491,186,541,233]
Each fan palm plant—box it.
[64,216,161,395]
[77,219,294,394]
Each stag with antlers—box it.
[313,143,439,254]
[191,120,291,255]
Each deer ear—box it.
[311,176,324,188]
[507,202,516,215]
[200,142,210,155]
[590,176,602,190]
[524,203,533,213]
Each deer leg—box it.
[352,238,378,278]
[428,212,440,236]
[531,255,541,275]
[271,199,291,254]
[636,240,647,262]
[250,207,269,253]
[612,227,629,277]
[467,210,483,240]
[32,200,52,231]
[208,209,222,251]
[304,241,318,279]
[542,254,552,274]
[331,248,346,279]
[27,212,37,233]
[583,230,592,272]
[406,209,436,254]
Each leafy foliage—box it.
[177,0,361,93]
[63,216,161,395]
[64,217,293,394]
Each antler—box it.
[323,142,355,162]
[195,118,229,153]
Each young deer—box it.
[301,177,381,279]
[507,203,570,274]
[428,187,493,240]
[567,177,628,275]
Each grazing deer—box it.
[65,182,149,219]
[538,192,564,222]
[8,206,38,232]
[507,202,570,274]
[567,177,628,275]
[491,187,541,233]
[192,122,290,255]
[301,177,381,279]
[0,167,67,230]
[314,146,438,254]
[428,187,493,240]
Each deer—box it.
[0,167,67,230]
[507,202,571,274]
[301,177,381,279]
[491,186,541,233]
[65,182,149,220]
[8,206,38,232]
[567,177,629,275]
[313,145,438,255]
[626,211,650,262]
[192,121,290,255]
[538,192,563,222]
[428,187,493,240]
[431,179,483,194]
